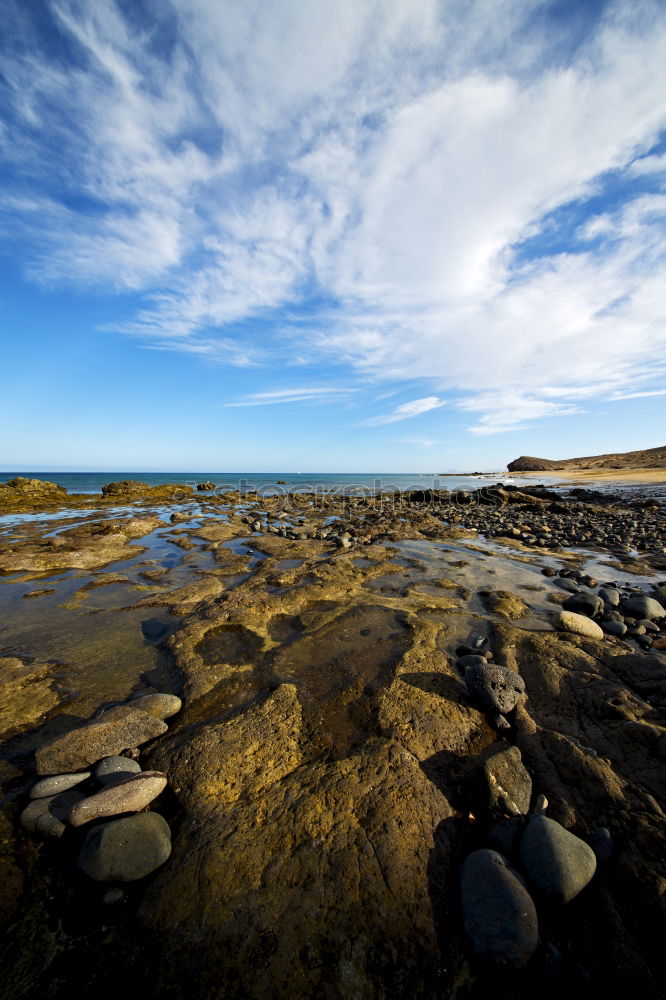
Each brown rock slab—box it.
[139,684,455,999]
[35,706,167,775]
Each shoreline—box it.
[511,466,666,485]
[1,481,665,997]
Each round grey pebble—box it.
[519,815,597,903]
[30,771,90,799]
[21,789,85,838]
[95,756,142,785]
[460,849,538,972]
[77,812,172,882]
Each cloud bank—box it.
[1,0,666,433]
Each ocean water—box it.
[0,470,543,496]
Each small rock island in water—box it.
[0,469,665,999]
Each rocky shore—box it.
[0,477,665,999]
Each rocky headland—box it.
[0,477,665,999]
[508,444,666,473]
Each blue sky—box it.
[1,0,665,472]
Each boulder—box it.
[78,812,172,881]
[562,592,604,618]
[622,596,665,621]
[554,611,604,640]
[101,480,149,496]
[464,663,526,715]
[519,815,597,904]
[460,849,538,971]
[463,746,532,820]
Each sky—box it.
[1,0,665,473]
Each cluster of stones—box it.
[546,570,666,649]
[20,692,181,882]
[239,513,369,548]
[457,489,665,553]
[459,744,606,973]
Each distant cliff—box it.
[507,445,666,472]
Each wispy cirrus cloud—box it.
[363,396,446,426]
[1,0,666,435]
[224,387,352,407]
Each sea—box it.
[0,470,549,496]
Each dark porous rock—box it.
[465,663,526,715]
[35,705,167,775]
[78,812,172,881]
[562,592,604,619]
[101,480,149,497]
[463,746,532,820]
[622,595,665,621]
[520,815,597,903]
[197,482,216,491]
[460,849,538,972]
[541,567,558,577]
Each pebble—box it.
[463,746,532,820]
[457,654,488,669]
[622,596,665,621]
[562,592,604,619]
[95,755,142,785]
[653,637,666,650]
[555,578,581,593]
[460,849,538,971]
[602,620,627,637]
[519,815,597,903]
[21,790,85,838]
[555,611,604,640]
[78,812,172,881]
[30,771,90,799]
[464,663,526,715]
[129,693,182,720]
[68,772,167,827]
[598,587,620,607]
[35,705,167,775]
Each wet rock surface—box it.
[0,483,665,999]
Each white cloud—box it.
[363,396,446,425]
[224,387,351,406]
[2,0,666,431]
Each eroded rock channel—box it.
[0,482,665,999]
